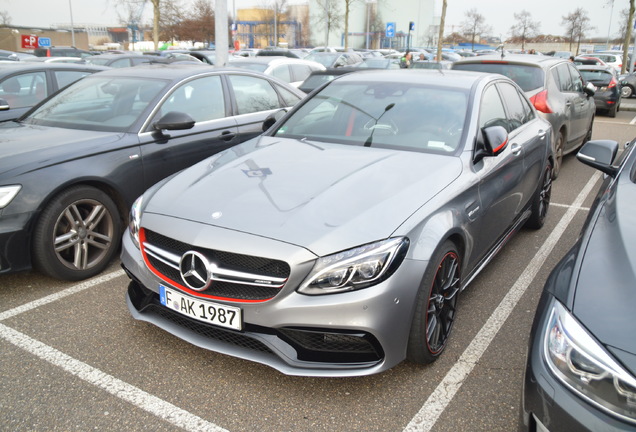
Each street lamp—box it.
[68,0,75,46]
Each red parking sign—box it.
[21,34,38,50]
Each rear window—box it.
[453,62,544,92]
[578,70,612,85]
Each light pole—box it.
[68,0,75,46]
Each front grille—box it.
[143,229,291,301]
[279,328,384,363]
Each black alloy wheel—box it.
[407,241,461,364]
[526,161,553,229]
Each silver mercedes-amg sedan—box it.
[121,69,554,377]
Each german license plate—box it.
[159,285,242,331]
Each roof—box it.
[0,62,108,77]
[453,53,567,69]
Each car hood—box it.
[0,122,125,178]
[573,175,636,371]
[144,136,463,256]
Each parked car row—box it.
[1,47,634,429]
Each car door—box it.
[497,81,548,203]
[566,62,594,148]
[470,82,528,268]
[138,73,239,190]
[227,73,303,142]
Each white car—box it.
[228,56,325,88]
[593,52,623,73]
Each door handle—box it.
[219,130,236,141]
[511,143,522,155]
[538,130,546,140]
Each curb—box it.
[621,101,636,111]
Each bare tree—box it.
[159,0,185,43]
[622,0,635,74]
[314,0,342,47]
[509,10,540,52]
[115,0,160,50]
[561,8,594,55]
[343,0,362,50]
[0,10,12,25]
[436,0,447,62]
[177,0,215,45]
[461,9,491,51]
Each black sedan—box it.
[522,138,636,430]
[0,64,305,280]
[0,62,108,121]
[577,65,621,117]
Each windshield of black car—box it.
[452,62,544,92]
[274,80,469,154]
[22,76,169,132]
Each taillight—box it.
[608,77,618,88]
[529,89,553,114]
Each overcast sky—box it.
[1,0,622,41]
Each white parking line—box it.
[630,116,636,125]
[0,270,125,322]
[403,171,602,432]
[1,269,228,432]
[0,323,227,432]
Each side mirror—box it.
[474,125,508,163]
[0,98,9,111]
[577,139,619,177]
[262,108,287,132]
[584,81,595,97]
[153,111,195,131]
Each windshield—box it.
[230,62,268,73]
[274,80,468,155]
[305,53,339,67]
[23,75,169,132]
[453,62,544,92]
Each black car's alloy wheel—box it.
[407,241,461,364]
[33,186,121,281]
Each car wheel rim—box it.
[539,166,552,220]
[425,251,460,354]
[53,198,114,271]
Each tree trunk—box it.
[152,0,160,50]
[344,1,350,50]
[436,0,447,62]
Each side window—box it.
[273,83,302,107]
[567,64,584,92]
[479,85,508,131]
[110,58,131,68]
[554,64,573,92]
[497,82,533,131]
[290,64,311,82]
[54,70,91,90]
[0,72,47,108]
[228,74,281,114]
[271,65,292,83]
[157,75,225,123]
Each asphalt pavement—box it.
[621,97,636,111]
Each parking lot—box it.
[2,111,636,432]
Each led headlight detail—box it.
[128,195,143,249]
[0,185,21,209]
[544,300,636,423]
[298,237,409,295]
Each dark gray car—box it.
[452,54,596,178]
[522,138,636,431]
[121,70,554,376]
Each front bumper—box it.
[0,211,34,274]
[120,225,425,377]
[521,293,636,431]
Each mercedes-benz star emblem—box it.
[179,251,211,291]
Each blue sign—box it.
[38,37,51,47]
[386,22,396,38]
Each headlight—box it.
[128,195,143,249]
[544,300,636,423]
[0,185,21,209]
[298,237,409,295]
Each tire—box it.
[525,161,552,230]
[551,131,565,179]
[621,85,633,98]
[407,241,461,364]
[608,105,617,118]
[32,186,121,281]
